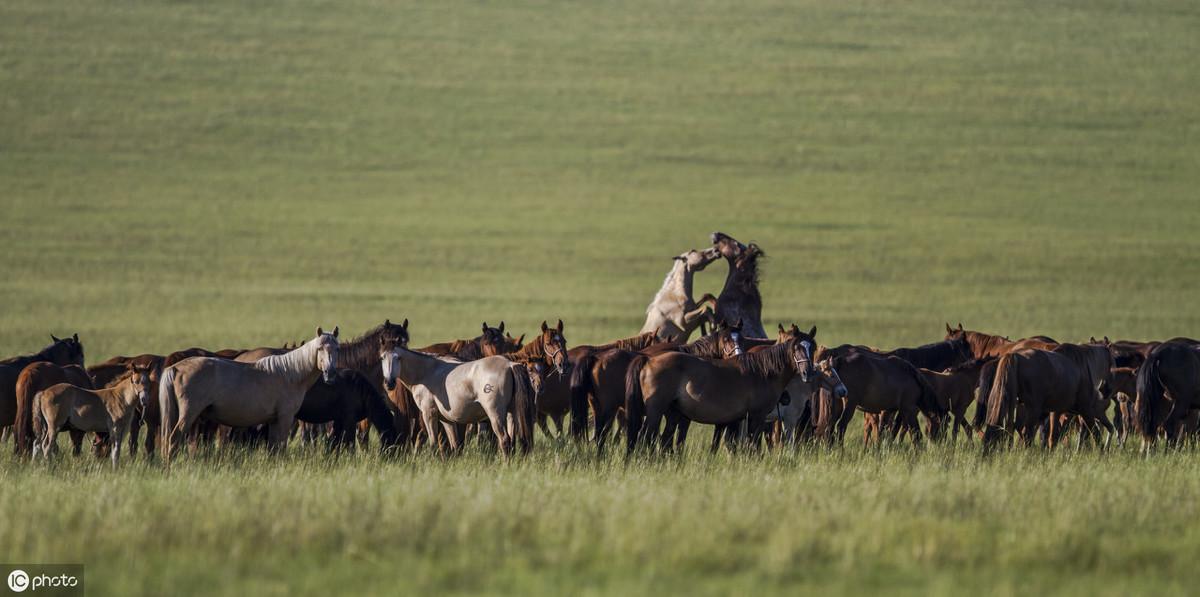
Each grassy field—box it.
[2,0,1199,594]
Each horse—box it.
[944,323,1057,360]
[0,335,85,438]
[380,338,535,458]
[33,363,153,467]
[569,323,744,452]
[327,320,412,445]
[417,321,520,360]
[624,326,819,454]
[980,348,1108,452]
[1110,366,1138,446]
[712,232,766,339]
[159,328,340,462]
[296,368,398,451]
[493,320,568,438]
[918,359,989,443]
[12,362,95,456]
[640,248,721,343]
[87,354,165,458]
[1134,340,1200,452]
[818,349,944,447]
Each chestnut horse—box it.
[13,362,95,456]
[817,349,944,447]
[624,327,818,454]
[944,323,1057,360]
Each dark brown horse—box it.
[13,362,94,456]
[1134,340,1200,452]
[296,369,398,451]
[981,349,1108,452]
[624,327,818,454]
[918,358,990,443]
[885,336,973,372]
[1,335,85,439]
[712,232,766,339]
[818,349,944,447]
[333,320,412,443]
[569,324,745,452]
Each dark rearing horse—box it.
[712,232,767,339]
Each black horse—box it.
[297,369,399,451]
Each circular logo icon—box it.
[7,570,29,593]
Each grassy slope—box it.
[2,0,1200,594]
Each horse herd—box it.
[1,232,1197,467]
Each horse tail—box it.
[13,371,36,456]
[1135,352,1164,440]
[158,366,179,458]
[985,354,1018,429]
[569,351,597,441]
[508,365,535,453]
[972,361,995,430]
[624,354,649,453]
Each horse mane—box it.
[255,337,320,385]
[339,324,394,372]
[676,330,722,358]
[604,332,659,352]
[503,334,547,363]
[733,340,792,378]
[0,340,64,366]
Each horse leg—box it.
[481,403,512,459]
[901,407,923,448]
[536,412,553,441]
[440,421,462,454]
[419,409,444,456]
[268,414,294,455]
[69,429,85,456]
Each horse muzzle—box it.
[835,384,848,399]
[384,379,396,392]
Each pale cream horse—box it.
[33,363,153,467]
[159,328,339,461]
[640,247,721,343]
[381,344,534,456]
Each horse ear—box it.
[516,333,525,345]
[482,322,489,333]
[1104,336,1110,344]
[385,319,391,327]
[958,323,963,330]
[317,327,324,337]
[51,334,60,342]
[809,325,818,338]
[541,321,549,333]
[72,333,79,342]
[402,318,409,330]
[557,319,564,332]
[946,323,953,334]
[778,323,785,334]
[332,326,339,338]
[498,321,505,333]
[1090,336,1097,343]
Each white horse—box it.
[380,346,533,456]
[640,247,721,343]
[159,328,339,461]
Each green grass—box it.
[2,0,1200,594]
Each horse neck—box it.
[95,382,135,418]
[255,340,320,388]
[508,336,546,362]
[396,348,446,387]
[652,260,690,306]
[339,330,383,372]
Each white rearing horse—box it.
[380,345,534,456]
[640,247,721,343]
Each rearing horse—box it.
[640,247,720,343]
[712,232,767,339]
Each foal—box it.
[34,364,152,467]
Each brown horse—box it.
[981,349,1107,452]
[13,362,95,456]
[495,321,569,438]
[944,323,1057,360]
[544,331,663,440]
[818,349,944,447]
[1134,340,1200,452]
[569,324,745,452]
[918,359,990,443]
[0,335,85,438]
[33,363,153,467]
[712,232,766,339]
[624,327,818,454]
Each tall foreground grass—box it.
[2,441,1199,595]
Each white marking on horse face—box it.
[731,332,743,355]
[381,349,400,390]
